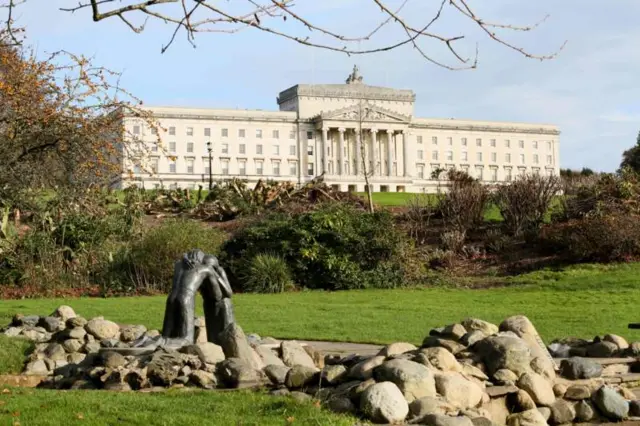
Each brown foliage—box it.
[438,169,489,236]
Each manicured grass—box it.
[357,191,416,206]
[2,263,640,348]
[0,335,33,375]
[0,387,354,426]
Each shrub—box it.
[221,203,415,291]
[238,253,294,293]
[493,174,561,236]
[440,230,465,253]
[99,219,226,294]
[405,194,436,245]
[484,228,513,254]
[438,170,489,236]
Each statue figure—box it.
[346,64,363,84]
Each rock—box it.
[83,342,101,354]
[45,343,67,361]
[360,381,409,424]
[552,383,567,398]
[104,381,132,392]
[67,352,86,364]
[62,339,83,353]
[216,358,260,388]
[586,341,618,358]
[254,345,284,367]
[420,414,474,426]
[629,400,640,417]
[506,408,548,426]
[461,363,488,381]
[349,355,386,380]
[264,365,290,386]
[101,339,124,348]
[618,386,636,401]
[102,351,127,369]
[21,327,49,342]
[628,341,640,356]
[435,372,484,409]
[217,324,262,370]
[70,379,98,390]
[303,346,324,369]
[547,343,571,358]
[530,357,554,380]
[462,318,499,337]
[321,364,347,385]
[374,359,436,403]
[512,389,536,411]
[516,372,555,407]
[52,306,76,322]
[65,327,87,340]
[3,327,21,337]
[476,335,532,377]
[19,315,40,327]
[378,342,417,357]
[285,365,319,389]
[592,386,629,420]
[604,334,629,350]
[120,325,147,342]
[38,316,62,332]
[559,357,603,379]
[327,397,357,414]
[24,359,49,375]
[189,370,216,389]
[422,337,466,354]
[494,369,518,385]
[418,347,462,372]
[564,384,591,400]
[147,330,160,338]
[575,400,596,422]
[280,340,316,369]
[147,349,183,386]
[603,363,630,376]
[499,316,555,380]
[470,417,494,426]
[290,391,312,403]
[536,407,551,421]
[270,388,290,397]
[85,318,120,340]
[549,398,575,424]
[409,396,457,418]
[246,333,261,346]
[443,324,468,340]
[194,326,207,344]
[181,343,225,365]
[66,317,87,328]
[461,331,487,347]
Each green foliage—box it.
[0,335,33,374]
[619,130,640,173]
[222,203,415,291]
[238,253,294,293]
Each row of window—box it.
[416,150,554,165]
[132,124,316,141]
[152,142,300,156]
[415,165,553,181]
[416,136,553,150]
[142,158,299,177]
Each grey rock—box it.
[549,398,576,424]
[593,386,629,420]
[85,318,120,340]
[321,364,347,385]
[499,316,556,380]
[537,407,551,421]
[373,358,436,403]
[516,372,555,407]
[420,414,474,426]
[119,325,147,342]
[422,337,466,354]
[476,335,532,377]
[219,324,263,370]
[45,343,68,361]
[290,391,312,403]
[629,400,640,417]
[254,345,284,367]
[147,349,183,386]
[349,355,386,380]
[604,334,629,350]
[559,357,602,379]
[409,396,457,418]
[461,318,499,336]
[270,388,290,396]
[24,359,49,375]
[100,339,122,348]
[66,317,87,328]
[443,324,468,340]
[264,365,290,386]
[285,365,319,389]
[67,352,86,364]
[3,327,21,337]
[281,340,316,369]
[327,397,356,414]
[435,372,484,409]
[511,389,536,411]
[246,333,261,346]
[62,339,84,353]
[470,417,495,426]
[461,330,487,347]
[216,357,260,388]
[51,306,76,321]
[575,400,596,422]
[506,408,548,426]
[360,381,409,424]
[20,315,40,327]
[547,343,571,358]
[493,369,518,385]
[189,370,216,389]
[181,342,225,365]
[418,347,462,372]
[83,342,101,354]
[102,351,127,369]
[65,327,87,340]
[378,342,417,357]
[38,316,61,332]
[564,384,591,400]
[586,341,618,358]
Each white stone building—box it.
[117,66,560,193]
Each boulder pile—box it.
[3,307,640,425]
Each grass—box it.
[0,336,33,375]
[0,387,355,426]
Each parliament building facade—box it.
[118,67,560,193]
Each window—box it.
[547,155,553,165]
[505,153,511,163]
[169,159,176,173]
[519,140,525,149]
[272,161,280,176]
[307,131,314,140]
[461,138,467,146]
[239,161,246,175]
[533,167,540,176]
[168,126,176,136]
[307,163,314,176]
[133,125,140,135]
[476,167,484,180]
[186,159,194,174]
[491,168,498,181]
[476,152,483,162]
[203,160,210,175]
[490,139,496,147]
[307,144,313,155]
[547,141,552,150]
[491,152,497,163]
[151,143,158,153]
[461,151,468,162]
[447,137,453,146]
[289,130,295,139]
[132,164,141,174]
[239,144,246,155]
[256,144,263,155]
[221,128,228,137]
[505,168,512,181]
[417,136,423,144]
[289,162,297,176]
[446,151,453,161]
[417,165,425,179]
[505,139,511,148]
[532,141,538,149]
[204,128,211,137]
[520,154,525,164]
[533,154,539,164]
[187,142,194,153]
[289,145,296,156]
[272,130,279,139]
[221,160,229,175]
[256,161,264,175]
[432,136,438,145]
[273,145,280,155]
[431,151,438,161]
[256,129,263,138]
[221,143,229,154]
[169,142,176,152]
[186,127,194,136]
[476,138,482,147]
[151,158,159,173]
[150,127,157,136]
[239,129,246,138]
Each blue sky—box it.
[12,0,640,171]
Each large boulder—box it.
[574,400,596,422]
[461,318,499,337]
[216,358,260,388]
[499,316,556,379]
[475,335,532,377]
[374,359,437,403]
[146,349,182,386]
[181,342,225,365]
[559,357,602,379]
[254,345,284,367]
[592,386,629,420]
[506,409,548,426]
[219,324,263,370]
[420,414,474,426]
[587,341,619,358]
[321,365,347,386]
[378,342,417,357]
[516,372,555,407]
[434,372,484,409]
[285,364,318,389]
[119,325,147,342]
[603,334,629,350]
[264,365,290,386]
[85,318,120,340]
[409,396,458,419]
[549,398,576,424]
[360,381,409,424]
[280,341,316,369]
[51,306,77,322]
[418,347,462,372]
[349,355,386,380]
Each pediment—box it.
[316,103,410,123]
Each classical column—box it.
[402,130,411,177]
[321,127,329,174]
[355,129,361,176]
[338,128,345,176]
[386,130,393,177]
[371,129,378,176]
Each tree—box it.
[356,99,374,213]
[54,0,565,69]
[620,131,640,174]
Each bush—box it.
[405,194,436,245]
[440,230,465,253]
[484,229,513,254]
[238,253,294,293]
[438,170,489,236]
[221,203,415,291]
[99,219,226,294]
